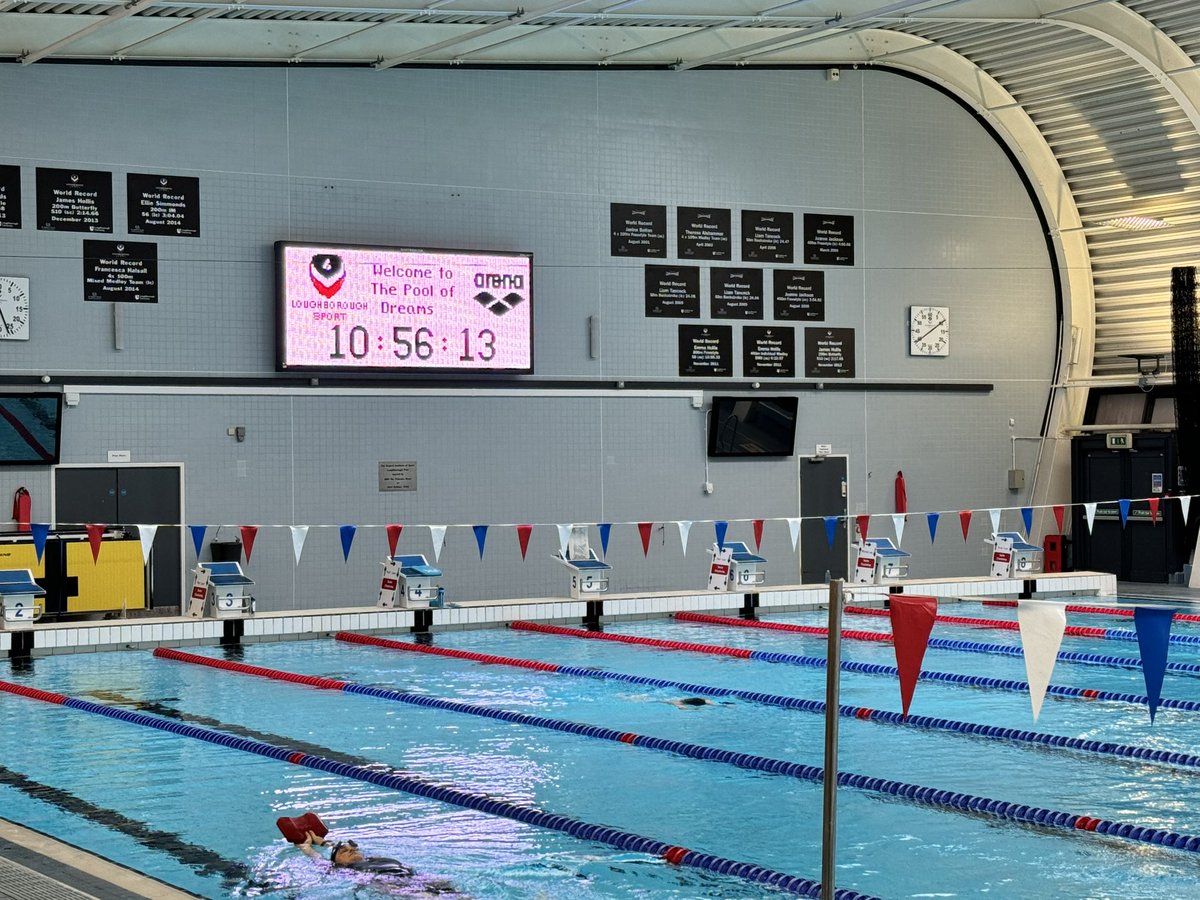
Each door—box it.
[799,454,848,583]
[54,466,183,608]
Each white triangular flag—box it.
[1016,599,1067,721]
[989,508,1001,535]
[1084,502,1097,533]
[1181,496,1191,525]
[556,524,571,558]
[786,518,801,551]
[891,514,905,547]
[136,525,158,565]
[429,525,447,563]
[676,520,692,555]
[289,525,309,564]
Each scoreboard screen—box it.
[276,242,533,373]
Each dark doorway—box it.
[800,455,849,583]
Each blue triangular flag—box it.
[715,520,729,549]
[823,516,838,547]
[31,523,49,564]
[1134,606,1175,722]
[339,524,357,561]
[1021,506,1033,537]
[598,523,612,556]
[473,524,488,558]
[927,512,940,542]
[189,524,207,558]
[1118,499,1131,527]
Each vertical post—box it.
[821,578,844,898]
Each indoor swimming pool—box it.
[3,598,1200,898]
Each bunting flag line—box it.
[958,510,971,542]
[927,512,940,543]
[1149,497,1160,525]
[429,525,447,563]
[753,519,765,550]
[136,525,158,566]
[473,525,488,559]
[189,524,207,559]
[289,525,309,564]
[1181,496,1191,525]
[86,524,106,563]
[1052,504,1065,533]
[638,522,653,556]
[517,524,533,560]
[677,520,692,555]
[598,523,612,557]
[890,595,938,718]
[240,525,258,563]
[891,514,905,547]
[1016,600,1067,721]
[386,523,403,557]
[556,524,571,559]
[31,523,49,564]
[1119,499,1131,527]
[1084,503,1096,533]
[714,520,729,550]
[339,524,357,562]
[1134,607,1176,722]
[1021,506,1033,537]
[988,508,1001,536]
[787,518,801,551]
[855,515,869,542]
[823,516,838,548]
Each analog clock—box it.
[0,276,29,341]
[909,305,949,356]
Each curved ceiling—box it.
[3,0,1198,380]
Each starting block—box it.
[378,554,444,609]
[853,538,911,584]
[187,562,254,618]
[707,542,766,591]
[986,532,1043,578]
[0,569,45,630]
[555,525,611,599]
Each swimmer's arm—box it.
[296,831,327,859]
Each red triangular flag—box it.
[1148,497,1160,525]
[517,524,533,560]
[86,524,106,563]
[1052,504,1065,534]
[386,523,403,557]
[890,595,938,718]
[638,522,653,556]
[958,509,972,541]
[752,519,765,550]
[855,514,869,542]
[239,525,258,563]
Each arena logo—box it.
[309,254,345,298]
[474,291,524,316]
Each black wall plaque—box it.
[611,202,667,257]
[743,326,796,378]
[711,267,764,319]
[773,269,825,320]
[36,168,112,233]
[128,173,200,237]
[679,324,733,377]
[803,213,855,266]
[742,209,794,263]
[0,166,21,229]
[804,327,855,378]
[646,264,701,318]
[677,206,731,260]
[83,240,158,303]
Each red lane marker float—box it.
[618,733,637,744]
[287,751,305,764]
[510,620,756,657]
[0,682,69,705]
[1081,689,1101,699]
[855,708,873,720]
[338,631,560,671]
[672,611,892,643]
[154,647,349,691]
[844,605,1110,639]
[1075,817,1101,832]
[662,846,690,866]
[982,600,1200,624]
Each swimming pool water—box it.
[3,600,1200,898]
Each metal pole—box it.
[821,578,844,898]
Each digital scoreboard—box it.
[276,242,533,373]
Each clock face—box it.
[909,305,949,356]
[0,277,30,341]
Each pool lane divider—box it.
[150,646,1200,858]
[677,611,1200,676]
[333,632,1200,772]
[0,674,867,900]
[510,620,1200,713]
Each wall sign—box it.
[711,267,764,319]
[645,265,700,318]
[36,167,112,233]
[127,173,200,237]
[742,210,794,263]
[678,324,733,377]
[677,206,731,260]
[743,326,796,378]
[773,269,825,320]
[0,166,20,229]
[378,461,418,492]
[610,203,667,257]
[804,326,855,378]
[83,240,158,303]
[803,213,854,266]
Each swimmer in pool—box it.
[297,830,458,893]
[667,696,733,709]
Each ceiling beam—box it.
[19,0,158,65]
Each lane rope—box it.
[153,647,1200,858]
[983,600,1200,624]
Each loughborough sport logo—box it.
[473,271,525,317]
[309,254,346,299]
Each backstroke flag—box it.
[1134,606,1176,722]
[289,525,309,564]
[677,521,692,555]
[1016,599,1066,721]
[429,525,447,563]
[890,595,938,718]
[137,525,158,565]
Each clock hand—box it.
[916,318,945,342]
[0,309,10,334]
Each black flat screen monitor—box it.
[708,396,797,458]
[0,393,62,465]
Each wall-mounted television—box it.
[276,241,533,374]
[708,396,798,458]
[0,393,62,465]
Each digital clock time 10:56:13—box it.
[276,242,533,373]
